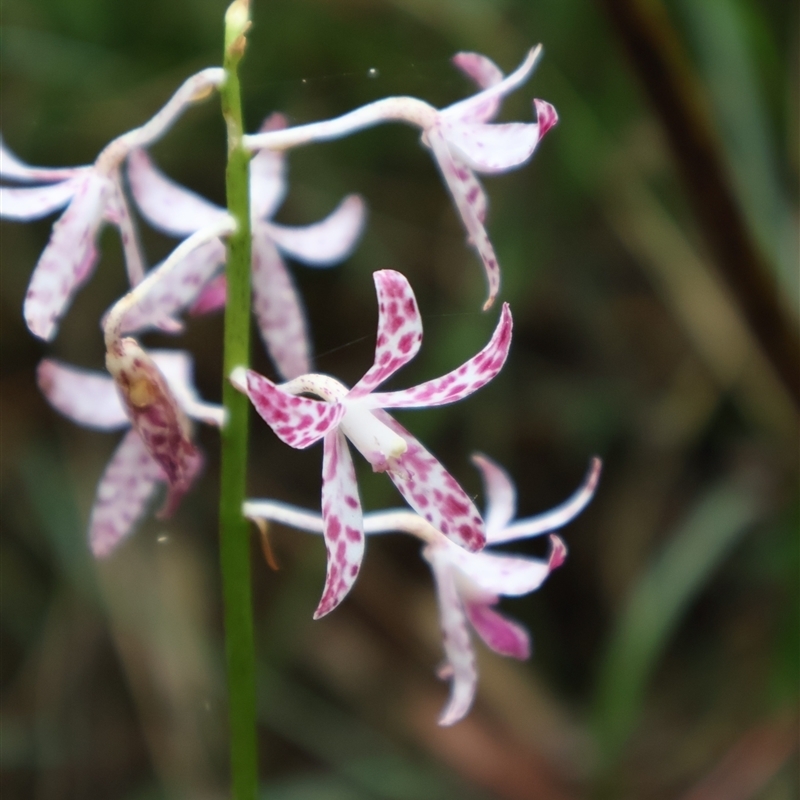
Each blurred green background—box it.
[1,0,797,798]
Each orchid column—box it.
[219,2,258,799]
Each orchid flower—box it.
[231,268,513,618]
[126,113,366,380]
[243,454,602,725]
[38,350,224,556]
[0,67,225,341]
[243,48,558,310]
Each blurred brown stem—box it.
[598,0,800,405]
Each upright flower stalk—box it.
[219,2,258,799]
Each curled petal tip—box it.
[534,99,558,138]
[548,534,568,569]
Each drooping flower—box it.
[126,113,366,380]
[0,68,225,341]
[243,48,557,310]
[243,454,601,725]
[96,215,236,513]
[231,268,513,618]
[38,350,224,556]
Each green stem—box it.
[219,2,257,799]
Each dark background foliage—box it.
[1,0,797,798]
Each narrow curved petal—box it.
[452,159,488,224]
[150,350,224,427]
[315,429,364,618]
[127,148,226,237]
[449,548,552,596]
[251,229,311,380]
[233,368,345,449]
[348,270,423,399]
[24,173,113,341]
[0,179,78,220]
[108,181,146,286]
[441,121,543,174]
[450,53,504,123]
[0,137,87,182]
[492,457,602,544]
[443,46,541,125]
[369,302,511,409]
[250,113,288,220]
[471,453,516,537]
[375,411,485,552]
[425,547,477,726]
[426,126,500,309]
[113,238,226,335]
[89,429,165,558]
[264,194,365,266]
[452,52,504,90]
[37,359,128,430]
[464,600,530,659]
[189,273,227,316]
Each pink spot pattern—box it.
[38,348,223,557]
[89,429,166,558]
[374,410,485,552]
[369,302,512,409]
[315,429,364,618]
[243,369,345,449]
[348,269,423,399]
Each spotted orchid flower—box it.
[244,48,557,310]
[231,269,512,618]
[0,68,225,341]
[90,217,236,550]
[243,454,601,725]
[126,113,366,380]
[38,350,223,556]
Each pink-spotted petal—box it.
[375,411,485,552]
[250,113,288,220]
[464,600,530,659]
[150,350,224,427]
[37,358,128,430]
[24,172,113,341]
[89,429,165,558]
[235,369,345,449]
[471,453,516,537]
[451,52,504,123]
[0,179,79,220]
[0,138,87,183]
[448,548,552,596]
[441,120,543,174]
[189,273,227,316]
[315,429,364,618]
[492,458,602,544]
[425,547,477,726]
[127,148,226,237]
[113,238,226,335]
[264,194,365,266]
[251,228,311,380]
[426,126,499,309]
[369,302,511,409]
[348,270,423,399]
[105,338,201,516]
